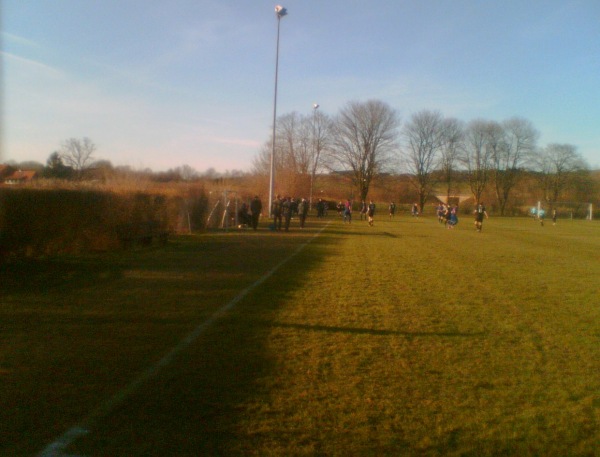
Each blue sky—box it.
[2,0,599,172]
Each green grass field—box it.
[1,214,599,456]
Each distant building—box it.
[434,194,473,206]
[3,169,37,185]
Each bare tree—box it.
[277,112,304,186]
[309,109,333,208]
[402,110,446,212]
[535,143,588,205]
[252,110,332,198]
[251,141,273,176]
[177,164,199,181]
[329,100,399,202]
[60,137,96,178]
[252,113,303,195]
[461,119,494,205]
[439,117,464,204]
[491,118,539,215]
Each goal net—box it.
[534,201,594,221]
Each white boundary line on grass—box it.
[38,223,330,457]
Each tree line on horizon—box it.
[253,99,594,215]
[5,99,596,215]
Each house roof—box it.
[4,170,37,182]
[434,194,474,204]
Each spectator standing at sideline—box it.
[316,198,325,218]
[291,197,299,218]
[272,195,283,231]
[238,202,251,227]
[282,197,293,232]
[250,195,262,230]
[298,198,309,228]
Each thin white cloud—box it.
[1,51,64,78]
[2,31,39,48]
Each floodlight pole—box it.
[309,103,319,211]
[268,5,287,217]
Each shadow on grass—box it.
[262,321,487,338]
[0,229,316,296]
[12,230,339,457]
[320,227,433,238]
[0,257,125,295]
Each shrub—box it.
[0,186,208,260]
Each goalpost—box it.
[220,190,238,231]
[205,190,240,230]
[537,201,593,221]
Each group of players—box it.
[436,202,489,231]
[237,196,490,232]
[436,203,459,229]
[353,200,489,232]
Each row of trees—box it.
[37,138,245,182]
[11,101,594,215]
[253,100,591,214]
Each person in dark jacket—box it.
[298,198,309,228]
[317,198,325,218]
[474,202,488,232]
[282,197,293,231]
[250,195,262,230]
[238,202,251,227]
[272,195,283,231]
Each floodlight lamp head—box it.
[313,103,320,109]
[275,5,287,18]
